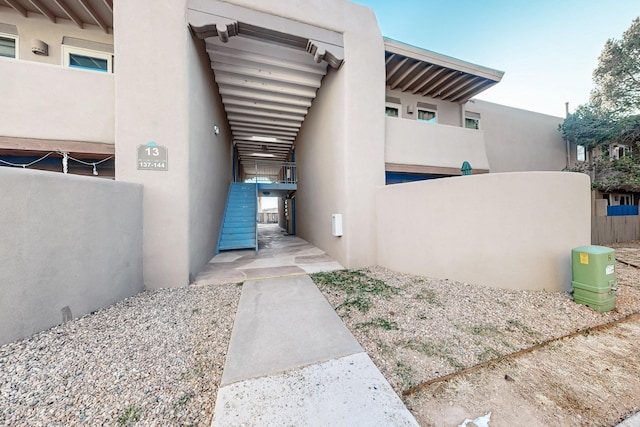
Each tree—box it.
[558,104,614,150]
[591,17,640,114]
[560,17,640,192]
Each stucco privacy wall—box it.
[0,58,114,143]
[115,1,193,288]
[376,172,591,292]
[187,32,232,279]
[471,99,567,172]
[385,116,490,171]
[0,168,143,345]
[218,0,386,268]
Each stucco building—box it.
[0,0,585,292]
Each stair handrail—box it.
[216,182,234,254]
[254,182,259,252]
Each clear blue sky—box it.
[352,0,639,117]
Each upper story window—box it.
[0,35,17,58]
[417,102,437,123]
[417,109,436,123]
[577,145,586,162]
[465,111,481,130]
[385,97,401,118]
[0,24,19,59]
[62,37,114,73]
[385,102,401,118]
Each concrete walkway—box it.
[195,224,343,285]
[212,275,418,426]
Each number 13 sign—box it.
[137,142,168,171]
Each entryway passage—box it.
[195,224,343,285]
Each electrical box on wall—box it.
[332,213,343,237]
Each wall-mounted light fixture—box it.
[31,39,48,56]
[213,125,220,135]
[406,105,414,115]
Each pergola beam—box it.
[77,0,108,33]
[52,0,83,28]
[29,0,56,23]
[5,0,27,17]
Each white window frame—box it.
[385,102,402,118]
[465,116,480,130]
[0,32,18,59]
[62,45,113,73]
[417,108,437,123]
[577,145,586,162]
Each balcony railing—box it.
[243,161,296,184]
[385,116,490,172]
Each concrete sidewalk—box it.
[212,275,418,426]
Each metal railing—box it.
[243,161,296,184]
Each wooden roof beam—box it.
[29,0,56,23]
[52,0,83,28]
[5,0,27,16]
[389,61,421,90]
[77,0,109,33]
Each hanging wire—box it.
[57,152,114,177]
[61,153,114,166]
[0,152,55,168]
[0,151,114,176]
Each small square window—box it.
[417,109,436,123]
[385,102,401,118]
[0,34,17,59]
[465,117,480,130]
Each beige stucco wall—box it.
[296,65,349,263]
[0,57,114,143]
[0,9,112,65]
[114,1,192,289]
[385,116,490,171]
[376,172,591,292]
[115,1,234,288]
[219,0,385,268]
[470,99,567,172]
[0,168,143,345]
[187,32,232,279]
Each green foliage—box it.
[311,270,398,313]
[117,406,142,425]
[355,317,400,330]
[592,17,640,114]
[560,17,640,192]
[558,104,615,150]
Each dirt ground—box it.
[314,241,640,427]
[407,242,640,427]
[405,315,640,427]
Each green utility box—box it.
[571,245,617,312]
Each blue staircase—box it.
[217,183,258,252]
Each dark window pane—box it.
[69,53,108,72]
[0,36,16,58]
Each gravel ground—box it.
[0,283,241,426]
[2,243,638,426]
[312,251,640,395]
